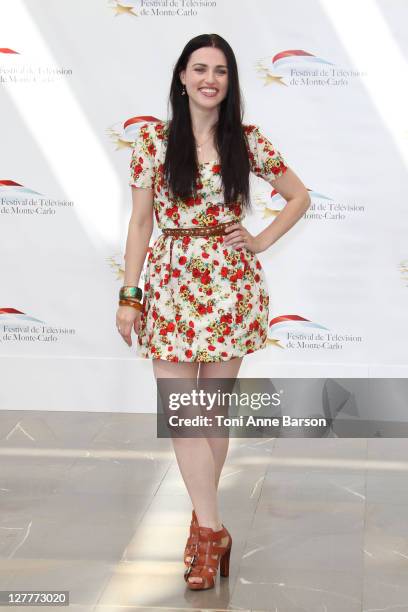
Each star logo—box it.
[106,255,125,280]
[266,338,285,348]
[109,1,138,17]
[106,127,133,150]
[255,60,287,87]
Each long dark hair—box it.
[164,34,251,211]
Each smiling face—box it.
[179,46,229,111]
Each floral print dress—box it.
[129,120,288,362]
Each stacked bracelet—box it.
[119,286,142,301]
[118,286,143,310]
[119,299,142,311]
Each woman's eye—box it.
[194,69,227,75]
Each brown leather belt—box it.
[161,220,238,238]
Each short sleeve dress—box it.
[129,120,288,363]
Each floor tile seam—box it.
[227,462,269,603]
[92,461,176,606]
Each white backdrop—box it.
[1,0,407,412]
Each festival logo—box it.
[108,0,218,18]
[254,185,365,222]
[0,180,73,216]
[0,308,75,343]
[0,46,72,84]
[107,115,161,149]
[256,49,366,87]
[267,314,362,350]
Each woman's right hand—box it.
[116,305,141,347]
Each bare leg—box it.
[152,356,241,584]
[198,356,243,489]
[189,357,243,583]
[152,358,220,527]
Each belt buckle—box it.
[184,553,196,578]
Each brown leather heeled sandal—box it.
[184,524,232,590]
[184,511,231,566]
[184,509,199,565]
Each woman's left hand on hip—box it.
[223,223,263,254]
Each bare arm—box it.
[116,185,154,346]
[123,186,154,285]
[255,167,311,252]
[224,167,311,253]
[225,123,311,253]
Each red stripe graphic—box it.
[0,308,26,314]
[0,48,19,54]
[0,180,23,187]
[269,314,310,327]
[124,116,161,129]
[273,50,314,63]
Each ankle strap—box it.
[196,525,228,542]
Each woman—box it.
[116,33,310,590]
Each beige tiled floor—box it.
[1,412,408,611]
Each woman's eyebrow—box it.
[192,62,228,68]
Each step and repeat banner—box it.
[1,0,407,412]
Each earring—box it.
[181,84,186,96]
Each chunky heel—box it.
[184,524,232,590]
[219,545,231,577]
